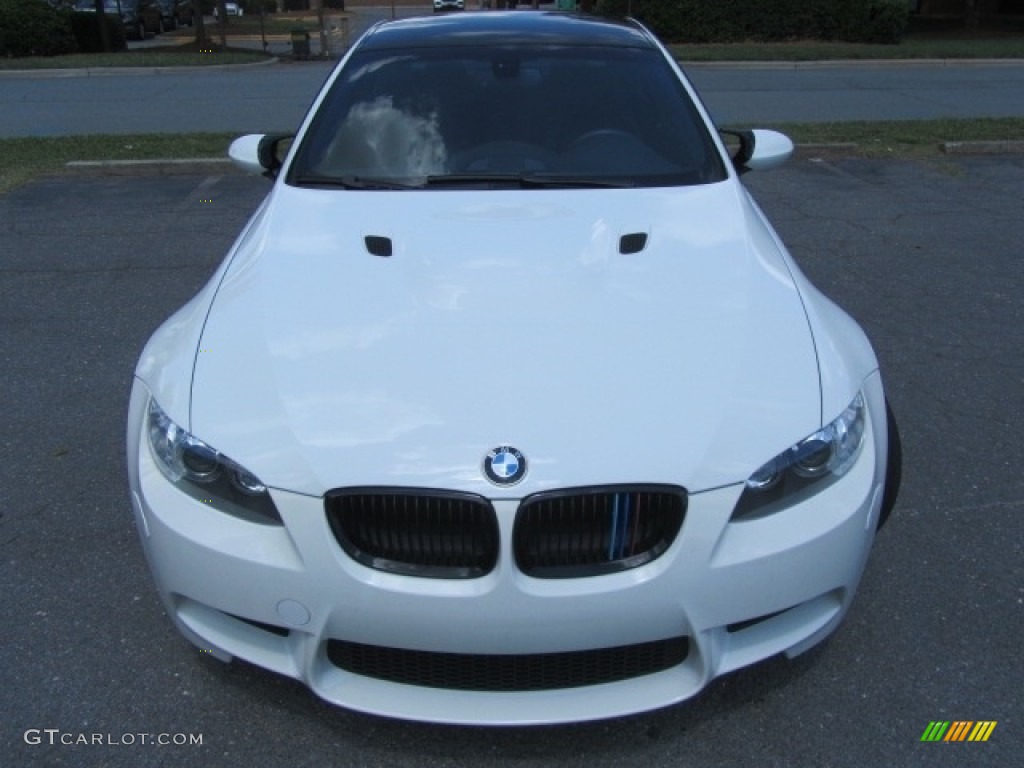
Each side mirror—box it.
[228,133,294,178]
[721,129,794,174]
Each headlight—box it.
[732,394,866,521]
[146,399,281,525]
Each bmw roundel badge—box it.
[483,446,527,486]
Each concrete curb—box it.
[941,139,1024,154]
[682,57,1024,70]
[0,56,280,79]
[2,56,1022,79]
[792,140,1024,156]
[793,142,860,152]
[65,158,238,175]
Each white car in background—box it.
[127,11,901,725]
[213,1,242,17]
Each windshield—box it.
[288,45,726,189]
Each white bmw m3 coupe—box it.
[127,11,901,724]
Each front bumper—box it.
[126,375,886,725]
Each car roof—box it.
[358,11,655,51]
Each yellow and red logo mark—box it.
[921,721,997,742]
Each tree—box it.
[964,0,980,29]
[194,0,209,47]
[93,0,111,52]
[216,1,228,48]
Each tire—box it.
[877,398,902,530]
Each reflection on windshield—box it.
[321,96,449,178]
[290,45,726,189]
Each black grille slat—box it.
[326,489,499,579]
[327,636,689,692]
[513,485,686,578]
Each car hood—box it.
[190,182,820,497]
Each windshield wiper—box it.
[292,175,420,190]
[424,174,634,189]
[293,174,635,190]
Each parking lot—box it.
[1,154,1021,766]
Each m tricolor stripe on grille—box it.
[513,485,686,578]
[326,485,685,580]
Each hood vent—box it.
[619,233,648,255]
[364,236,393,258]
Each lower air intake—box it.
[326,636,689,692]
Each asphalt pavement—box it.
[1,155,1021,766]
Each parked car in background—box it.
[73,0,163,40]
[155,0,178,31]
[173,0,195,27]
[434,0,465,11]
[213,1,243,17]
[154,0,196,29]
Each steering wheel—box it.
[454,141,557,173]
[565,129,637,153]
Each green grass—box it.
[2,119,1022,194]
[758,117,1024,156]
[0,133,236,193]
[669,16,1024,61]
[0,45,271,70]
[5,36,1018,70]
[670,36,1024,62]
[2,15,1020,69]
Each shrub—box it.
[856,0,911,44]
[0,0,78,57]
[595,0,909,45]
[69,11,127,53]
